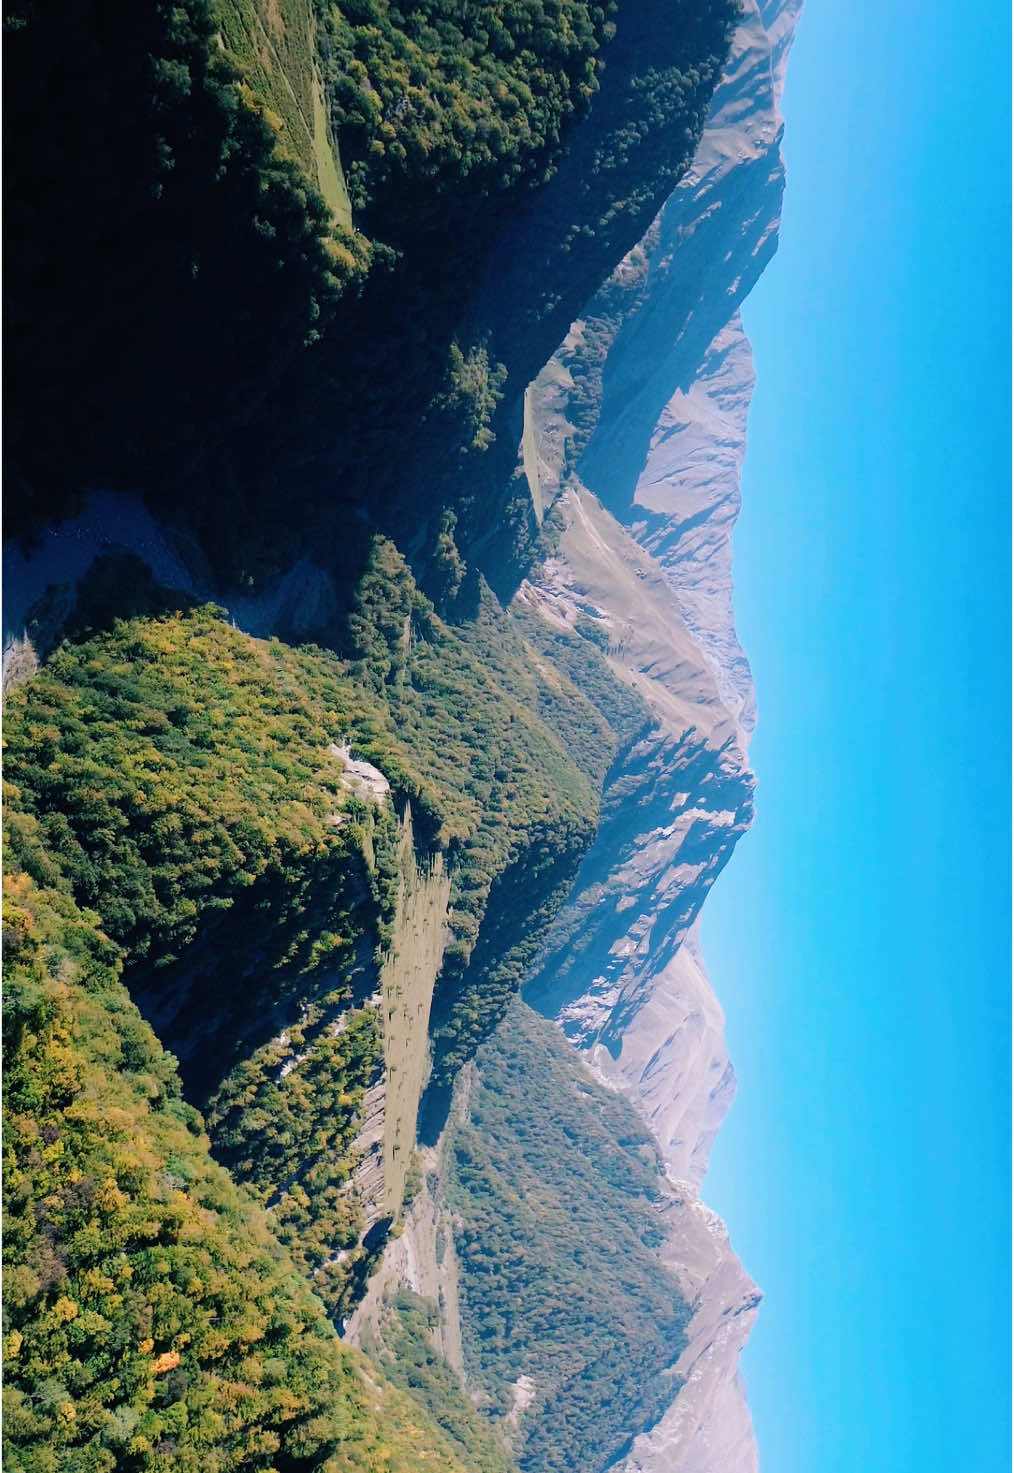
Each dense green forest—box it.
[1,545,614,1266]
[316,0,606,227]
[0,584,608,1466]
[2,869,484,1473]
[3,539,681,1468]
[4,0,735,591]
[3,569,597,1073]
[4,607,385,983]
[2,525,671,1460]
[3,0,608,554]
[205,1003,384,1322]
[447,1004,690,1473]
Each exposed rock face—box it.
[585,923,737,1194]
[523,0,802,1466]
[633,1184,763,1473]
[521,487,761,1472]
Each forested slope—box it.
[3,869,481,1473]
[447,1004,691,1473]
[2,560,643,1463]
[3,0,739,1464]
[5,0,735,592]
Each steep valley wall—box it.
[340,2,801,1465]
[352,2,800,1463]
[519,1,802,1466]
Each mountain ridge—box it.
[2,0,799,1466]
[521,1,802,1465]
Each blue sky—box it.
[700,3,1010,1470]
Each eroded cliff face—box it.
[521,1,801,1466]
[630,1180,762,1473]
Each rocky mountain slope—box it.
[518,1,802,1466]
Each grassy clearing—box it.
[379,807,451,1216]
[216,0,351,223]
[313,61,353,226]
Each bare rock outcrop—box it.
[628,1184,762,1473]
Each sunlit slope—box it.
[2,870,478,1473]
[216,0,353,225]
[1,549,622,1465]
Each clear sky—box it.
[699,3,1011,1471]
